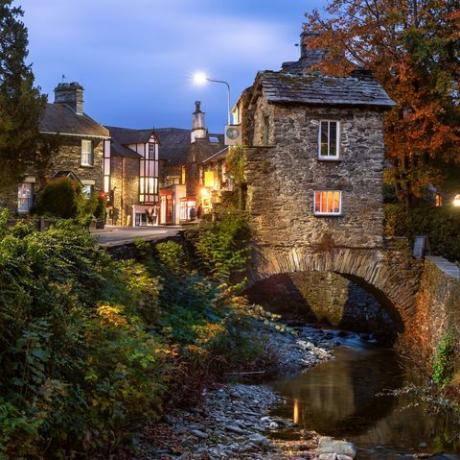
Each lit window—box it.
[103,140,111,193]
[18,183,34,213]
[204,170,216,188]
[81,139,94,166]
[319,121,340,159]
[314,191,342,215]
[435,193,443,207]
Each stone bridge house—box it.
[231,31,460,357]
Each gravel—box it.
[133,324,358,460]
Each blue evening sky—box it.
[21,0,326,133]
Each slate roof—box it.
[202,147,229,165]
[110,139,142,159]
[256,70,395,108]
[155,128,191,165]
[155,128,225,166]
[106,126,155,145]
[40,103,110,138]
[105,126,159,159]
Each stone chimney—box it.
[300,31,321,58]
[54,82,84,115]
[191,101,207,143]
[282,28,326,74]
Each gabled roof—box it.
[106,126,156,145]
[255,70,395,108]
[155,128,225,166]
[155,128,190,165]
[40,103,110,138]
[202,147,229,165]
[110,139,142,159]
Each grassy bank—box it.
[0,211,269,459]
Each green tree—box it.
[0,0,46,191]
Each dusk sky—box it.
[21,0,326,133]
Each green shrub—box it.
[156,240,188,273]
[194,212,251,290]
[384,204,460,262]
[34,177,81,219]
[94,195,107,221]
[433,334,456,386]
[0,221,167,457]
[0,216,266,457]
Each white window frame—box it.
[81,184,94,197]
[17,182,34,214]
[81,139,94,166]
[313,190,342,216]
[318,120,340,160]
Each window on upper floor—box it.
[319,121,340,160]
[139,142,159,204]
[18,183,34,213]
[314,190,342,216]
[81,139,94,166]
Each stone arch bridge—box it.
[247,239,422,343]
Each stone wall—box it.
[408,259,460,365]
[0,137,104,215]
[246,104,386,249]
[110,155,140,226]
[51,137,104,191]
[246,271,396,343]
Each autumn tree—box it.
[305,0,460,207]
[0,0,46,192]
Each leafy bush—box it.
[0,219,166,457]
[433,334,456,386]
[193,212,251,290]
[33,177,81,218]
[0,217,267,457]
[94,195,107,220]
[384,204,460,262]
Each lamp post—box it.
[193,72,231,125]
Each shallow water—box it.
[270,330,460,459]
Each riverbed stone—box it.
[317,437,357,458]
[133,323,341,460]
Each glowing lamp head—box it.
[193,72,208,86]
[200,187,210,198]
[453,194,460,207]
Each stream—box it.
[269,330,460,459]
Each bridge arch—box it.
[248,245,421,342]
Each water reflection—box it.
[271,340,460,456]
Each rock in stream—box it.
[133,325,359,460]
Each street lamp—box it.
[453,194,460,207]
[193,72,231,125]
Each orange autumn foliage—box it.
[305,0,460,203]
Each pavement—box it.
[426,256,460,280]
[92,225,183,247]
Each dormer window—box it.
[81,139,94,166]
[319,120,340,160]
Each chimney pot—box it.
[54,82,84,115]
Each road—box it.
[92,226,183,247]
